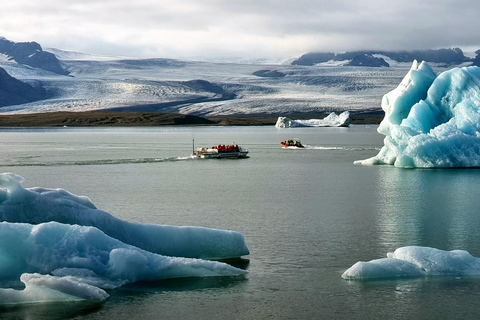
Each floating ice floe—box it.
[275,111,350,128]
[356,60,480,167]
[342,246,480,280]
[0,172,249,260]
[0,273,110,305]
[0,173,249,305]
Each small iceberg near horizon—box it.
[0,172,249,305]
[275,111,350,128]
[342,246,480,280]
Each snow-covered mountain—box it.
[0,38,472,117]
[0,37,68,75]
[292,48,474,67]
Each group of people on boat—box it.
[212,144,240,153]
[281,140,304,148]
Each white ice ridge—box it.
[0,173,249,305]
[0,222,247,305]
[355,60,480,167]
[275,111,350,128]
[342,246,480,280]
[0,273,110,305]
[0,173,249,260]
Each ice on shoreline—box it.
[275,111,350,128]
[356,60,480,167]
[0,173,249,305]
[342,246,480,280]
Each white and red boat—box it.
[193,141,249,159]
[280,139,304,149]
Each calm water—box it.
[2,125,480,319]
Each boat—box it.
[192,140,249,159]
[280,139,304,149]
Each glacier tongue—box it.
[356,60,480,168]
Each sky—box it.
[1,0,480,60]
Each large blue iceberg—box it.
[0,173,249,260]
[355,60,480,167]
[0,173,249,305]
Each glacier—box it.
[342,246,480,280]
[0,49,408,116]
[275,111,350,128]
[356,60,480,167]
[0,173,248,305]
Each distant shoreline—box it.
[0,110,384,127]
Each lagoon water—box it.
[2,125,480,319]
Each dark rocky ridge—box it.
[0,67,47,106]
[0,111,216,126]
[0,110,385,127]
[0,37,68,75]
[346,54,389,67]
[293,48,470,67]
[472,50,480,67]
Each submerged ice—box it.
[356,60,480,167]
[342,246,480,280]
[0,173,249,305]
[275,111,350,128]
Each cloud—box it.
[1,0,480,59]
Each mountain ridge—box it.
[292,48,474,67]
[2,37,480,117]
[0,67,47,106]
[0,37,69,75]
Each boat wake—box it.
[4,156,198,167]
[303,145,380,151]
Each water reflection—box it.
[0,301,104,320]
[0,275,249,320]
[375,167,480,254]
[117,275,248,294]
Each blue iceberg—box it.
[355,60,480,167]
[0,173,249,260]
[0,173,249,305]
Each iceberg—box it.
[0,173,249,305]
[342,246,480,280]
[0,173,249,260]
[0,222,246,304]
[275,111,350,128]
[0,273,110,305]
[356,60,480,167]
